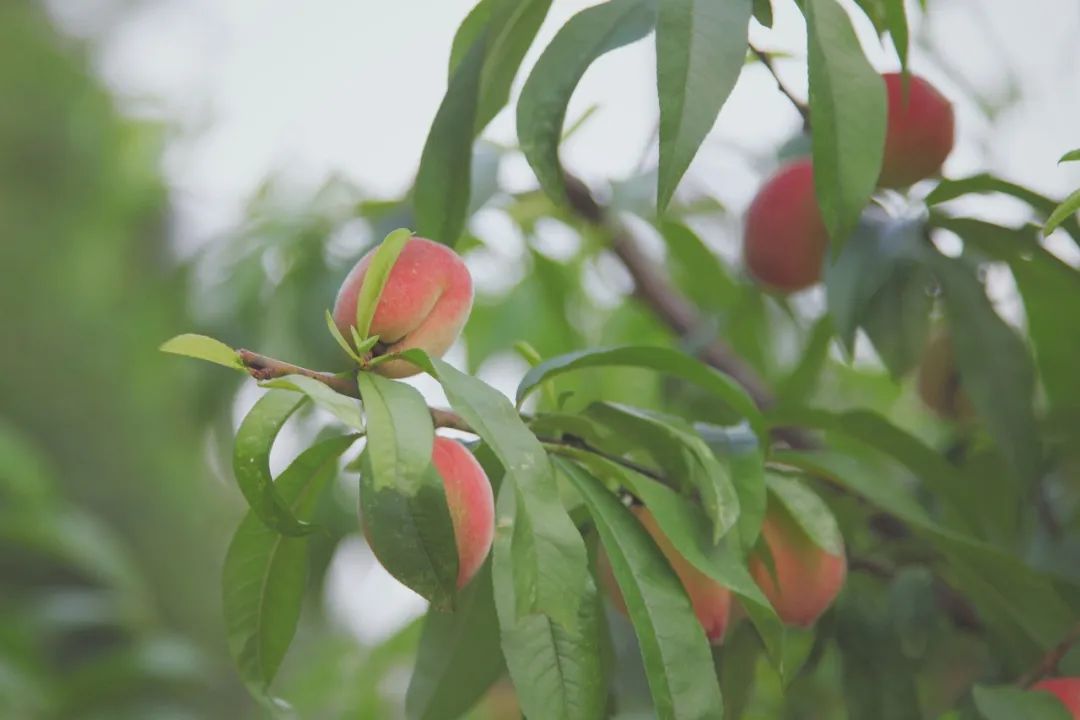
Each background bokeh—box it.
[3,0,1080,717]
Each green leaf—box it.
[882,0,908,71]
[563,451,784,668]
[415,28,486,246]
[450,0,554,133]
[224,435,357,698]
[324,309,362,363]
[822,209,933,377]
[491,484,607,720]
[355,372,458,609]
[405,561,505,720]
[693,421,766,552]
[560,460,724,720]
[926,173,1080,245]
[776,448,1075,649]
[752,0,773,28]
[586,402,740,543]
[517,0,657,204]
[233,391,315,536]
[159,333,243,370]
[929,253,1041,483]
[1044,186,1080,236]
[449,0,494,77]
[659,220,739,312]
[517,346,765,441]
[655,0,751,210]
[717,624,760,719]
[764,473,843,555]
[354,228,411,337]
[1058,148,1080,164]
[930,216,1080,418]
[776,315,834,404]
[973,685,1072,720]
[835,577,922,720]
[399,350,588,628]
[259,374,364,432]
[805,0,887,245]
[767,406,977,533]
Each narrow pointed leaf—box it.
[491,485,607,720]
[518,345,764,440]
[882,0,908,71]
[586,402,740,542]
[1044,187,1080,236]
[160,333,243,370]
[517,0,657,204]
[224,434,357,697]
[354,228,411,337]
[406,562,505,720]
[926,173,1080,245]
[1058,148,1080,164]
[765,473,843,555]
[565,451,783,667]
[259,374,364,432]
[560,460,724,720]
[233,391,315,536]
[656,0,751,209]
[805,0,886,245]
[397,349,588,628]
[356,371,458,609]
[415,31,486,246]
[325,308,362,363]
[930,253,1041,484]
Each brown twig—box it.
[237,349,472,432]
[750,44,811,129]
[849,556,984,633]
[1018,622,1080,688]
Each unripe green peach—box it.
[333,236,473,378]
[748,503,846,628]
[365,437,494,589]
[743,159,829,293]
[878,73,955,188]
[597,506,732,644]
[916,330,975,422]
[1033,678,1080,718]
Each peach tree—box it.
[163,0,1080,718]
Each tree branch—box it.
[237,349,474,432]
[561,175,818,450]
[750,44,811,128]
[1019,622,1080,688]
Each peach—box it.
[878,73,955,188]
[1033,678,1080,718]
[364,437,493,589]
[333,235,473,378]
[431,437,495,588]
[743,159,829,293]
[748,503,846,628]
[917,330,975,422]
[597,506,732,644]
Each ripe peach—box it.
[743,159,829,293]
[333,236,473,378]
[917,330,975,422]
[364,437,493,589]
[748,503,846,628]
[432,437,495,589]
[879,73,955,188]
[597,506,731,644]
[1033,678,1080,718]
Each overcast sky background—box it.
[44,0,1080,644]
